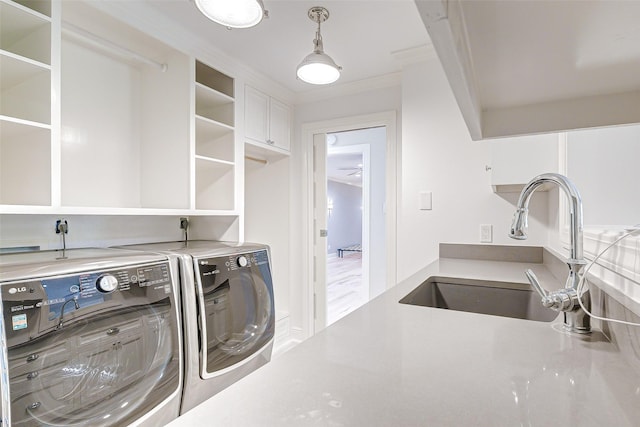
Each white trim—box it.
[301,111,398,338]
[414,0,483,140]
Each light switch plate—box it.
[480,224,493,243]
[419,191,432,210]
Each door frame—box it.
[300,111,398,338]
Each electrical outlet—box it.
[55,220,68,234]
[480,224,492,243]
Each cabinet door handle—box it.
[27,402,41,410]
[27,371,39,380]
[106,327,120,335]
[26,354,39,362]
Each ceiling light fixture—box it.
[194,0,267,29]
[296,6,342,85]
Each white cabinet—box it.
[489,133,559,192]
[0,0,53,206]
[244,85,290,153]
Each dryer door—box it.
[196,249,275,376]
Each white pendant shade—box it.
[296,52,341,85]
[194,0,266,28]
[296,7,341,85]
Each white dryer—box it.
[118,241,275,414]
[0,248,183,426]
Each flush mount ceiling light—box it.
[296,6,342,85]
[194,0,267,29]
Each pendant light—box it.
[194,0,267,29]
[296,6,342,85]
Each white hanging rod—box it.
[61,21,168,72]
[245,155,268,165]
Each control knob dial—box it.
[236,255,248,268]
[96,274,118,293]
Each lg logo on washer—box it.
[8,286,27,294]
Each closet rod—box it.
[245,155,268,165]
[61,22,168,72]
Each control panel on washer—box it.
[2,262,172,347]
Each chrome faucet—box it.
[509,173,590,334]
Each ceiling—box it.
[415,0,640,139]
[146,0,430,93]
[327,152,363,186]
[461,0,640,110]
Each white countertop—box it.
[167,257,640,426]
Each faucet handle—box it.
[525,269,555,308]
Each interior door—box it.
[313,133,328,332]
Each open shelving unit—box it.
[193,60,236,212]
[0,1,241,225]
[59,1,191,210]
[0,0,52,206]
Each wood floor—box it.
[327,252,368,326]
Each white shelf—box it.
[195,114,234,138]
[195,83,234,127]
[0,115,50,132]
[194,155,234,166]
[0,204,240,216]
[1,0,51,64]
[8,0,51,18]
[195,60,233,98]
[195,82,233,105]
[0,49,50,88]
[195,157,234,211]
[193,60,236,213]
[0,50,51,124]
[0,119,50,206]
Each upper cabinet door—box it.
[244,85,269,145]
[269,98,291,152]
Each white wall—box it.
[327,180,362,254]
[245,157,291,317]
[397,59,551,282]
[566,124,640,227]
[0,215,184,250]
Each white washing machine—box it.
[0,248,183,426]
[118,241,275,414]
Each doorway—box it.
[326,141,370,325]
[308,121,394,332]
[302,111,397,337]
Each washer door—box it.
[197,250,275,376]
[1,265,180,427]
[6,304,178,426]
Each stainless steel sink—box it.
[399,277,558,322]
